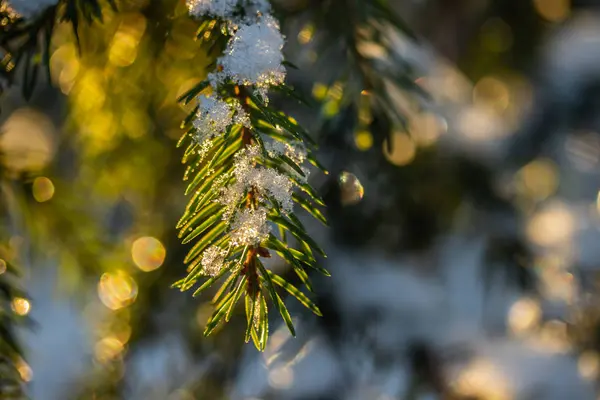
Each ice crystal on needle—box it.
[194,95,248,143]
[230,208,270,246]
[265,140,308,165]
[265,140,310,182]
[218,145,294,217]
[194,95,234,142]
[201,246,228,276]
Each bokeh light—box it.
[516,159,559,202]
[539,267,576,303]
[16,359,33,382]
[95,336,125,364]
[268,365,294,390]
[339,172,364,206]
[473,76,510,115]
[50,44,80,95]
[526,202,575,247]
[383,132,416,166]
[131,236,166,272]
[536,320,571,353]
[454,358,511,400]
[11,297,31,316]
[508,297,541,336]
[409,113,447,147]
[0,259,6,275]
[109,31,139,67]
[312,83,328,100]
[457,105,506,140]
[98,270,138,310]
[578,351,600,381]
[297,24,314,44]
[354,130,373,151]
[533,0,570,22]
[0,108,56,172]
[32,177,55,203]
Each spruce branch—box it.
[176,0,329,350]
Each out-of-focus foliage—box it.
[0,0,118,109]
[0,162,31,398]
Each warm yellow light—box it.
[327,82,344,101]
[526,202,574,247]
[409,113,447,147]
[118,12,148,42]
[539,267,576,303]
[32,177,55,202]
[84,111,117,153]
[95,336,125,364]
[357,41,387,59]
[11,297,30,316]
[354,130,373,151]
[473,76,510,114]
[297,24,314,44]
[533,0,570,22]
[508,297,541,336]
[0,259,6,275]
[109,31,139,67]
[50,44,80,95]
[268,365,294,389]
[0,108,56,172]
[312,83,328,100]
[98,270,138,310]
[131,236,166,272]
[457,105,506,141]
[339,172,364,206]
[536,320,571,353]
[16,359,33,382]
[73,69,106,112]
[578,351,600,380]
[322,101,340,117]
[383,132,416,166]
[454,358,511,400]
[516,159,558,201]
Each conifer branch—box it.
[176,0,329,350]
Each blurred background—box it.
[2,0,600,398]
